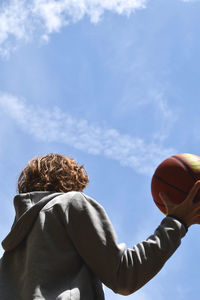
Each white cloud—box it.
[0,0,148,56]
[0,92,176,175]
[150,91,178,142]
[117,86,177,143]
[0,0,30,56]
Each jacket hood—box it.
[2,191,62,252]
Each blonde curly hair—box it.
[17,153,89,193]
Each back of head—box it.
[17,153,89,193]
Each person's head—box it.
[17,153,89,194]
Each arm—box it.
[61,192,186,295]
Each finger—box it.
[159,192,174,204]
[159,193,174,213]
[192,215,200,225]
[159,193,175,211]
[191,206,200,215]
[185,180,200,204]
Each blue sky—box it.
[1,0,200,299]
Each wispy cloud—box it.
[117,86,177,143]
[0,0,148,56]
[0,92,176,175]
[149,90,178,142]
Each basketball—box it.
[151,153,200,214]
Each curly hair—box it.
[17,153,89,193]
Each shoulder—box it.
[63,191,105,214]
[42,191,109,229]
[42,191,104,214]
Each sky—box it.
[1,0,200,299]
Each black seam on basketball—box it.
[153,175,188,195]
[172,155,198,182]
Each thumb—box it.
[159,192,174,211]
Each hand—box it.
[159,180,200,227]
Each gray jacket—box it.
[0,191,186,299]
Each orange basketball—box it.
[151,153,200,214]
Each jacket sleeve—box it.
[61,192,187,295]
